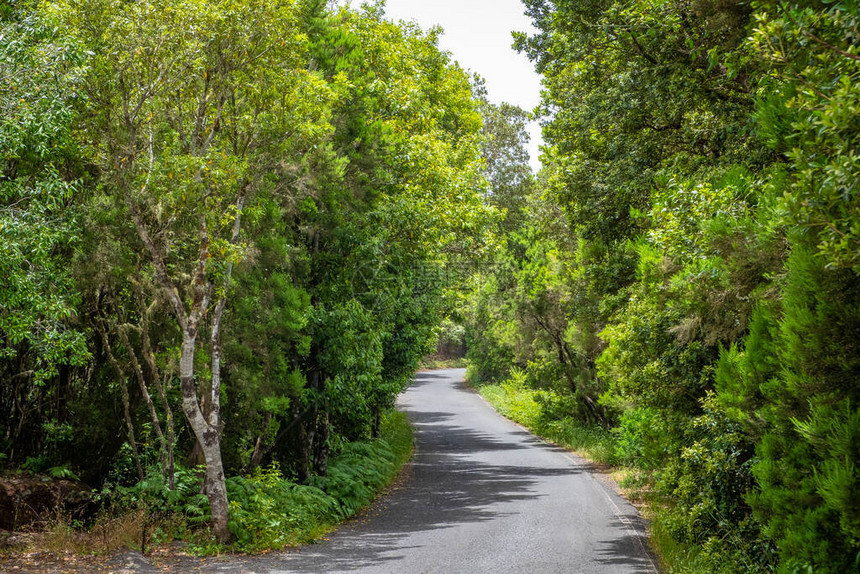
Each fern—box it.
[225,410,413,551]
[48,464,80,481]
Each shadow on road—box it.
[593,516,658,573]
[410,371,452,385]
[233,408,583,572]
[185,369,656,573]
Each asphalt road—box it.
[215,368,658,574]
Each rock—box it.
[104,548,160,573]
[0,529,34,549]
[0,475,93,531]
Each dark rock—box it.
[0,529,34,549]
[0,475,93,530]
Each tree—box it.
[473,84,534,232]
[53,0,336,541]
[751,1,860,271]
[0,5,89,466]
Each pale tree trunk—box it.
[127,201,233,543]
[178,332,231,542]
[114,60,245,539]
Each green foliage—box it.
[716,244,860,572]
[102,465,209,519]
[227,463,337,549]
[478,368,543,428]
[313,301,384,439]
[226,410,412,551]
[466,0,860,572]
[750,1,860,271]
[0,4,90,464]
[429,318,466,360]
[613,408,668,470]
[47,464,80,481]
[660,395,772,571]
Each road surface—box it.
[216,368,658,573]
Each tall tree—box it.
[55,0,336,540]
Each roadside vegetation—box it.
[0,0,489,555]
[464,1,860,573]
[6,411,411,556]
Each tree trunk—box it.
[295,401,311,483]
[98,323,144,481]
[132,277,177,489]
[118,326,170,483]
[178,333,231,543]
[301,413,316,483]
[313,409,330,477]
[372,406,381,439]
[248,411,272,472]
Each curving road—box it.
[207,368,658,574]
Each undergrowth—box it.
[15,410,413,557]
[228,410,414,551]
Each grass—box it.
[473,378,618,466]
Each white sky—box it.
[345,0,544,171]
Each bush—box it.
[613,407,669,469]
[227,464,338,549]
